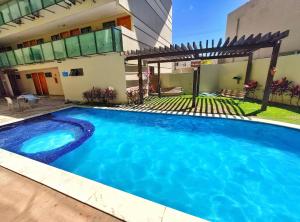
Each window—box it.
[80,26,92,34]
[17,44,23,49]
[69,68,83,76]
[36,38,44,44]
[26,74,32,79]
[15,74,21,79]
[103,21,115,29]
[51,34,60,41]
[45,72,52,78]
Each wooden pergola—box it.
[125,30,289,111]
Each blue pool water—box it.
[1,107,300,221]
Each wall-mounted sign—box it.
[62,71,69,77]
[191,60,201,68]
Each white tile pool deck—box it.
[1,104,300,222]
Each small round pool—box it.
[20,130,76,154]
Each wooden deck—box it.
[0,166,123,222]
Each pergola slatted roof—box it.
[125,30,289,63]
[125,30,290,111]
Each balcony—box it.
[0,27,123,68]
[0,0,71,28]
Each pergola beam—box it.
[244,53,253,84]
[261,41,282,111]
[138,58,143,104]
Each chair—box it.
[4,97,15,111]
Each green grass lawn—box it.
[237,100,300,125]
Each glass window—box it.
[6,51,17,66]
[51,34,60,41]
[52,40,67,59]
[42,0,55,8]
[113,28,122,52]
[80,26,92,34]
[31,45,44,62]
[30,0,43,12]
[8,0,21,20]
[0,4,12,23]
[79,32,96,56]
[14,48,25,64]
[22,47,34,63]
[65,36,81,57]
[41,42,54,61]
[0,52,9,67]
[103,21,115,29]
[95,29,113,53]
[18,0,31,16]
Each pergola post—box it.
[138,58,144,104]
[196,65,201,95]
[157,62,161,97]
[192,69,197,107]
[244,53,253,84]
[261,41,282,111]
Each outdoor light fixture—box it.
[233,76,242,84]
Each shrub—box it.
[126,89,140,104]
[83,87,116,104]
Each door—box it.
[32,73,43,95]
[38,72,49,95]
[32,73,49,95]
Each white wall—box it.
[226,0,300,59]
[15,53,127,103]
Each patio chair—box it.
[218,89,246,104]
[150,87,184,97]
[4,97,15,111]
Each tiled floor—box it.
[0,166,123,222]
[0,96,70,125]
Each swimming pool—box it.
[1,107,300,222]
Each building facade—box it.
[226,0,300,60]
[0,0,172,103]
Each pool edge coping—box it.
[0,104,299,222]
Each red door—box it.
[38,73,49,95]
[32,73,43,95]
[32,73,49,95]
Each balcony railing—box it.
[0,0,69,27]
[0,27,123,68]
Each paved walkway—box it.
[0,96,70,125]
[0,166,123,222]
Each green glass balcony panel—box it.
[0,4,12,23]
[6,51,17,66]
[30,0,43,12]
[79,32,97,55]
[14,48,25,64]
[41,42,54,61]
[42,0,55,8]
[22,47,34,63]
[95,29,113,53]
[18,0,31,16]
[52,40,67,59]
[0,13,4,26]
[8,0,21,20]
[65,36,81,57]
[55,0,64,3]
[113,28,122,52]
[31,45,44,62]
[0,52,9,67]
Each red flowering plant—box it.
[103,87,117,104]
[288,84,300,105]
[271,77,293,102]
[83,87,116,104]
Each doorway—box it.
[32,73,49,96]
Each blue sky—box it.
[173,0,249,44]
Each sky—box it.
[172,0,249,44]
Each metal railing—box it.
[0,27,123,68]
